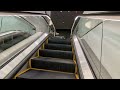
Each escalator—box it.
[15,36,79,79]
[0,15,94,79]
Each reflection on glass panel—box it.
[23,16,49,33]
[77,17,102,38]
[1,16,35,35]
[0,16,37,53]
[82,24,102,60]
[0,16,50,53]
[37,16,50,32]
[101,20,120,79]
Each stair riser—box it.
[45,44,72,51]
[48,39,71,45]
[39,50,73,60]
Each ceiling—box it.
[50,11,83,29]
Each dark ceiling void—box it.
[51,11,83,29]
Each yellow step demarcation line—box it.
[71,39,79,79]
[13,43,44,79]
[14,68,76,79]
[28,53,75,75]
[14,38,79,79]
[15,57,77,79]
[28,43,45,68]
[29,56,77,77]
[14,56,76,78]
[71,40,79,79]
[29,59,32,68]
[42,43,45,49]
[14,68,31,79]
[46,39,48,44]
[75,74,79,79]
[37,49,40,57]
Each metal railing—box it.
[41,15,56,36]
[17,14,56,36]
[71,15,120,79]
[71,16,80,36]
[17,16,36,33]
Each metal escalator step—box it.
[31,57,75,73]
[39,49,73,60]
[45,43,72,51]
[48,38,71,45]
[16,69,76,79]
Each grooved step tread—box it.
[39,49,73,60]
[16,69,76,79]
[31,57,75,73]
